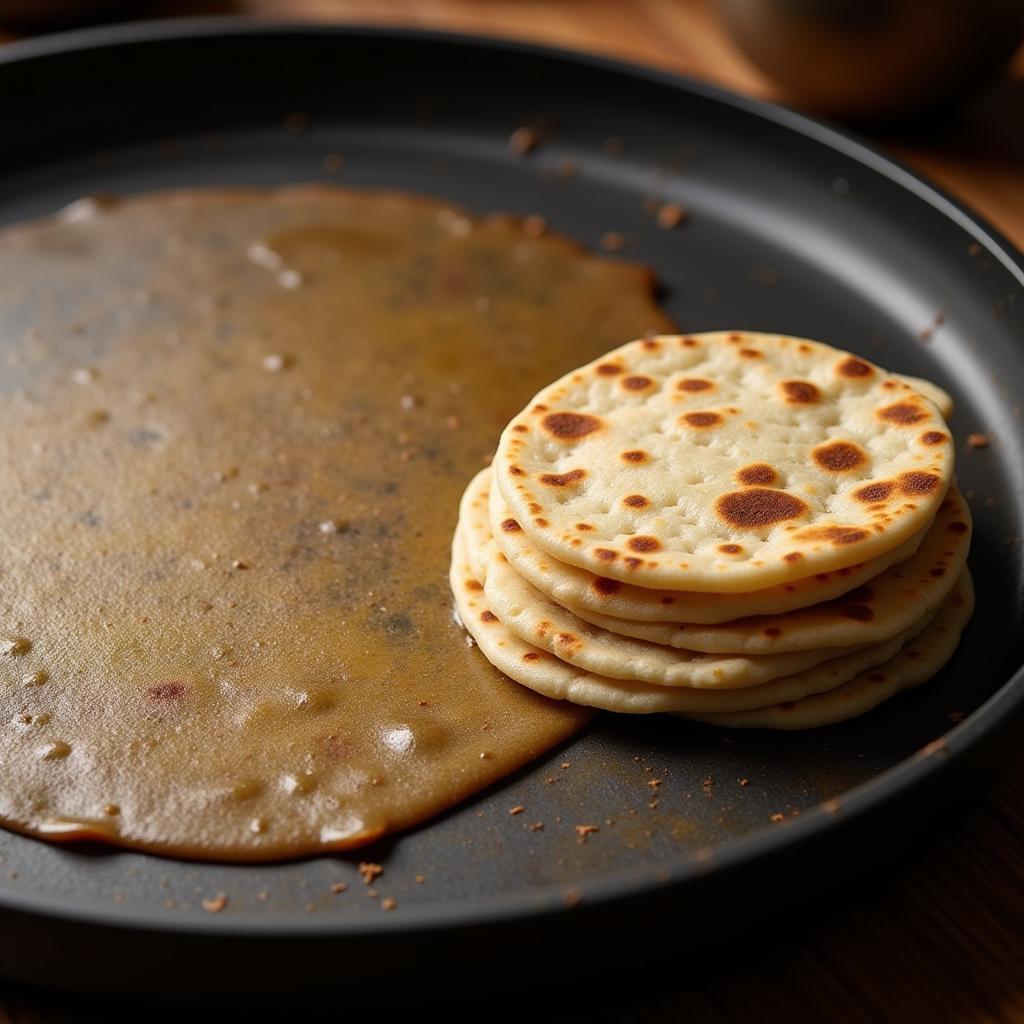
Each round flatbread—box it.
[462,521,869,688]
[565,485,970,653]
[681,570,973,729]
[895,374,953,420]
[493,332,955,592]
[475,468,926,624]
[452,532,944,715]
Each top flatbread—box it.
[493,332,954,592]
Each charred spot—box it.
[715,488,808,530]
[681,337,698,348]
[899,471,941,497]
[508,466,526,477]
[575,522,595,531]
[718,543,743,554]
[596,363,623,375]
[623,494,649,509]
[921,431,948,446]
[622,375,654,391]
[879,402,927,425]
[854,480,895,503]
[528,502,543,514]
[837,357,873,378]
[593,577,620,595]
[841,604,874,621]
[627,536,661,553]
[533,518,549,527]
[764,627,783,638]
[501,518,522,533]
[813,441,867,473]
[783,552,803,563]
[641,338,660,351]
[621,449,649,463]
[727,333,742,343]
[533,404,548,413]
[541,411,603,440]
[682,411,723,428]
[556,632,579,646]
[147,682,186,701]
[594,548,618,561]
[737,463,778,486]
[781,380,820,404]
[930,567,946,577]
[624,556,643,570]
[465,579,483,592]
[800,525,870,546]
[512,424,529,433]
[678,378,713,392]
[947,521,968,534]
[660,596,676,605]
[480,610,498,623]
[522,652,541,662]
[739,348,762,359]
[539,468,586,487]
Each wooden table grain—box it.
[1,3,1022,1021]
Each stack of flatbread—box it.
[451,332,973,730]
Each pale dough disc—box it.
[565,485,970,654]
[493,332,955,592]
[451,531,943,715]
[680,570,974,729]
[458,494,876,688]
[475,468,926,624]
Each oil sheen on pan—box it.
[0,186,676,861]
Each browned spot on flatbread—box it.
[623,494,649,509]
[781,380,820,404]
[739,348,762,359]
[575,522,595,532]
[879,402,927,425]
[736,463,777,486]
[465,579,483,592]
[627,536,661,553]
[508,465,525,477]
[837,357,873,378]
[594,548,617,561]
[812,441,867,473]
[715,489,808,530]
[799,525,870,545]
[947,521,968,534]
[622,375,654,391]
[641,338,660,351]
[533,518,549,527]
[783,552,802,563]
[500,518,522,533]
[522,652,541,662]
[147,682,186,701]
[764,627,782,638]
[677,378,713,392]
[593,577,620,595]
[538,469,586,487]
[682,411,722,428]
[718,543,743,554]
[899,471,942,497]
[596,363,622,375]
[480,610,498,623]
[623,556,643,570]
[541,411,603,440]
[853,480,895,503]
[621,449,649,463]
[921,431,948,446]
[680,337,698,348]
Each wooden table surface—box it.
[1,2,1022,1021]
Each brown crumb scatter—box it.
[948,711,967,723]
[367,888,379,899]
[359,862,384,884]
[600,231,625,252]
[509,126,540,156]
[656,202,687,229]
[201,893,227,913]
[305,903,316,914]
[967,432,992,449]
[575,824,599,840]
[381,897,397,911]
[509,805,525,816]
[529,822,544,832]
[257,891,268,902]
[918,738,948,757]
[561,887,584,907]
[739,778,750,787]
[560,761,571,769]
[770,813,785,823]
[647,779,662,789]
[415,874,426,884]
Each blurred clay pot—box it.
[713,0,1024,121]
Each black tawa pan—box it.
[0,19,1022,1003]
